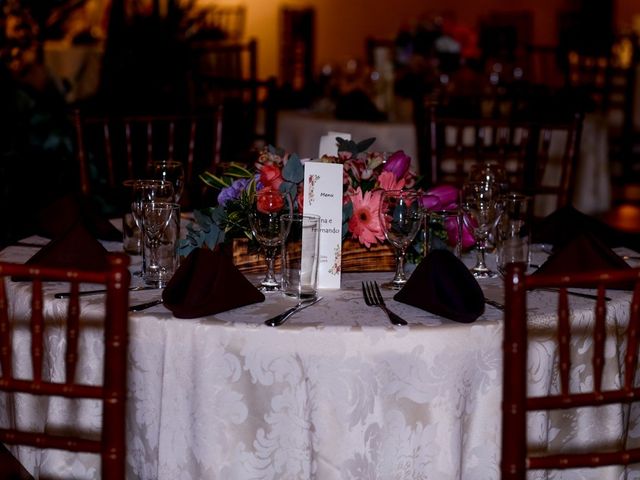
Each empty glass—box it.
[142,202,180,287]
[379,190,423,289]
[151,160,185,203]
[496,193,532,275]
[460,181,499,278]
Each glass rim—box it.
[152,159,183,166]
[281,213,320,221]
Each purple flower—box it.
[383,150,411,179]
[217,178,251,206]
[420,185,459,211]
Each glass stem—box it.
[262,246,278,286]
[393,247,407,284]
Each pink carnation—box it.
[347,188,385,248]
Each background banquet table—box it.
[1,239,639,479]
[277,110,611,217]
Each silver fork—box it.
[362,281,407,326]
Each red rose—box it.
[259,164,283,189]
[256,187,285,214]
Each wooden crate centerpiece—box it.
[231,237,395,273]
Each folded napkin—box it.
[534,230,632,289]
[162,247,265,318]
[37,193,122,242]
[21,222,110,272]
[394,249,485,323]
[532,205,626,249]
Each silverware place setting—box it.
[265,296,323,327]
[361,281,407,326]
[54,285,158,299]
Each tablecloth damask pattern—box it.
[1,240,639,480]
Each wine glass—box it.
[379,190,423,289]
[151,160,185,203]
[248,188,292,292]
[142,201,177,287]
[131,180,175,231]
[460,181,499,278]
[469,161,508,248]
[130,180,174,276]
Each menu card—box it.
[303,161,344,289]
[318,132,351,157]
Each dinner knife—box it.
[54,285,157,299]
[264,296,323,327]
[129,299,164,312]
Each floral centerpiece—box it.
[178,137,475,270]
[178,138,418,260]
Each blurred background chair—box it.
[501,262,640,479]
[0,254,130,480]
[187,37,278,166]
[565,32,640,182]
[73,109,223,213]
[187,74,277,167]
[188,4,246,41]
[416,99,584,217]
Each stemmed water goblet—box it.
[130,179,174,276]
[460,181,499,278]
[151,160,185,204]
[142,201,177,287]
[379,190,423,289]
[248,188,292,292]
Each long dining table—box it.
[1,237,639,479]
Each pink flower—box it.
[347,188,385,248]
[421,185,459,211]
[445,214,476,249]
[377,171,405,191]
[383,150,411,179]
[259,164,283,190]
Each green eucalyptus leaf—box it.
[342,201,353,239]
[279,180,297,199]
[199,171,230,190]
[356,138,376,152]
[282,153,304,184]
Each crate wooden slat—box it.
[231,238,395,273]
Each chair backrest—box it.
[565,33,638,177]
[501,262,640,478]
[416,100,584,215]
[190,38,257,82]
[0,253,130,480]
[198,4,246,41]
[188,75,278,165]
[73,108,223,210]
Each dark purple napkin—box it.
[22,222,110,272]
[532,205,627,249]
[162,247,265,319]
[533,231,632,289]
[37,193,122,242]
[394,249,485,323]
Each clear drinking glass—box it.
[131,180,174,276]
[248,188,292,292]
[142,201,180,287]
[151,160,185,203]
[496,193,532,276]
[379,190,423,289]
[460,181,499,278]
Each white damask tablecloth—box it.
[1,239,639,480]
